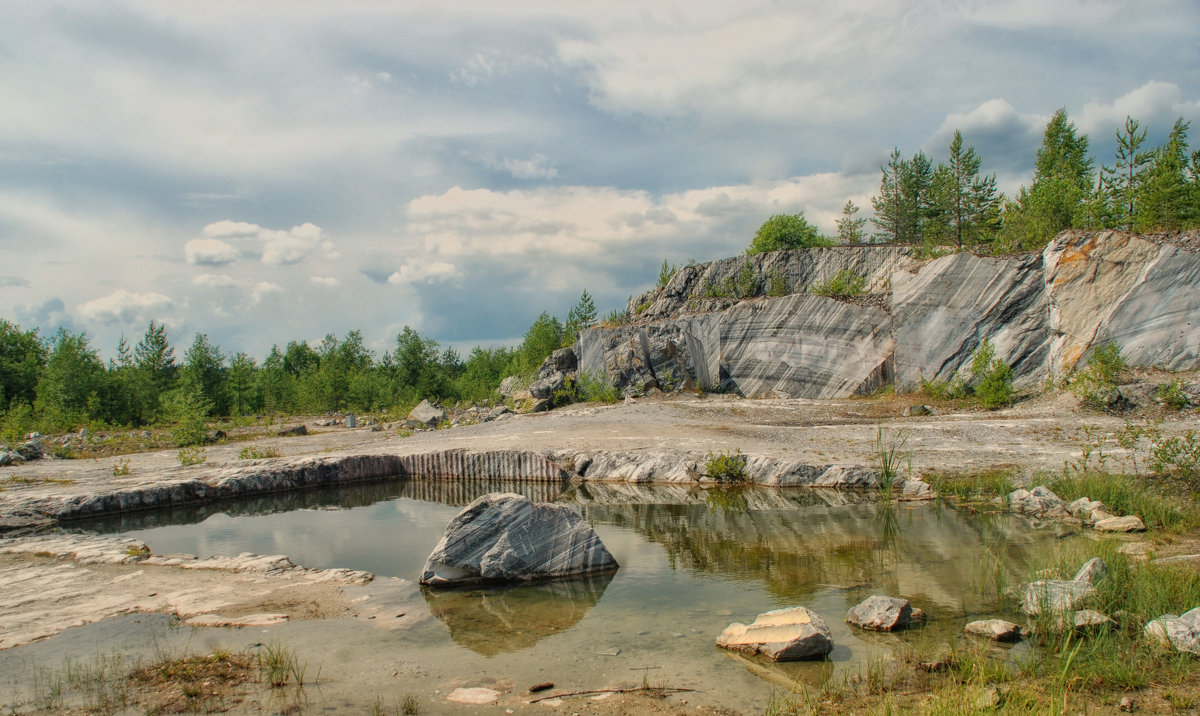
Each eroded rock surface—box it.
[1020,558,1105,616]
[419,493,617,585]
[716,606,834,661]
[964,619,1022,642]
[1145,607,1200,654]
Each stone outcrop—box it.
[844,595,915,631]
[563,230,1200,399]
[1004,486,1145,531]
[419,493,618,586]
[716,606,834,661]
[408,399,447,426]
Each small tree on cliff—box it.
[746,212,831,254]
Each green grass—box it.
[1048,470,1199,531]
[925,468,1017,502]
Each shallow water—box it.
[49,480,1072,710]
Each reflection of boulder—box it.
[421,572,613,656]
[420,493,618,585]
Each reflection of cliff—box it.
[421,572,613,656]
[568,486,1040,610]
[80,478,568,533]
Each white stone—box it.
[716,606,833,661]
[845,595,914,632]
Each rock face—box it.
[716,606,834,661]
[561,230,1200,399]
[844,595,914,631]
[419,493,618,586]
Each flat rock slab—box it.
[716,606,833,661]
[186,613,289,627]
[1094,515,1146,532]
[845,595,914,632]
[964,619,1022,642]
[446,687,502,704]
[1021,579,1095,616]
[419,492,618,585]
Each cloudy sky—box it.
[2,1,1198,361]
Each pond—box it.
[57,479,1072,711]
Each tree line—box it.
[748,111,1200,254]
[0,291,598,437]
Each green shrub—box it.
[971,339,1014,409]
[702,449,748,484]
[746,212,832,254]
[734,260,759,298]
[577,371,620,403]
[238,445,281,460]
[766,269,789,297]
[1155,379,1190,410]
[112,458,131,476]
[178,445,206,466]
[810,270,866,298]
[1070,342,1126,410]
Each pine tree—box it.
[941,130,1002,248]
[836,200,867,244]
[871,149,904,243]
[1100,116,1150,230]
[1137,117,1192,232]
[1004,109,1094,249]
[564,290,598,346]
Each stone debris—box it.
[408,399,447,426]
[1005,486,1144,532]
[419,493,617,585]
[964,619,1022,642]
[716,606,834,661]
[845,595,915,632]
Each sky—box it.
[2,0,1198,362]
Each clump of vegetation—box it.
[572,371,620,403]
[1069,342,1127,410]
[809,270,867,298]
[919,373,967,401]
[657,259,678,288]
[177,445,206,467]
[1155,378,1191,410]
[766,269,789,297]
[925,468,1016,502]
[112,458,131,476]
[257,642,309,688]
[875,427,909,490]
[238,445,281,460]
[746,212,833,254]
[970,339,1015,409]
[701,449,748,484]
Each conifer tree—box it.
[1002,109,1094,249]
[1101,116,1150,230]
[836,200,867,244]
[1137,117,1192,232]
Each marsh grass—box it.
[925,468,1016,503]
[1048,470,1198,530]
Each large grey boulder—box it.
[419,493,618,586]
[408,399,447,427]
[845,595,914,631]
[716,606,834,661]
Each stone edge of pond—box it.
[0,447,920,532]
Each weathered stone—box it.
[716,606,834,661]
[1071,609,1114,634]
[893,251,1049,390]
[964,619,1022,642]
[1144,607,1200,655]
[845,595,913,631]
[485,405,512,421]
[1006,486,1068,519]
[1021,579,1095,616]
[408,399,446,426]
[498,375,522,398]
[1094,515,1146,532]
[902,404,931,417]
[1046,231,1200,374]
[419,493,617,586]
[276,424,307,437]
[1073,557,1107,585]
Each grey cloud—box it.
[0,276,30,288]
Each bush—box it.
[576,371,620,403]
[746,213,832,254]
[702,449,748,484]
[658,259,678,288]
[810,270,866,298]
[238,445,282,460]
[1070,342,1126,410]
[1155,379,1190,410]
[178,445,206,466]
[163,387,212,448]
[766,270,789,297]
[971,340,1014,409]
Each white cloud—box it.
[1078,81,1200,138]
[185,238,239,265]
[387,260,459,285]
[193,274,283,304]
[249,281,283,302]
[310,276,340,287]
[463,151,559,179]
[77,289,173,325]
[197,220,325,265]
[192,273,237,288]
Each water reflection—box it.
[79,477,569,533]
[420,572,614,656]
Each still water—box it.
[72,479,1063,706]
